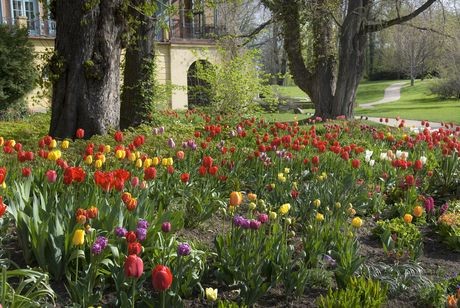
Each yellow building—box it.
[0,0,220,110]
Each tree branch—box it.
[403,22,454,39]
[238,18,273,45]
[364,0,437,33]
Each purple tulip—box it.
[115,227,128,237]
[177,243,191,256]
[249,219,261,230]
[161,221,171,233]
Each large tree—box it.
[49,1,125,139]
[262,0,437,119]
[120,0,157,129]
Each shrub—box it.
[430,77,460,99]
[191,47,276,115]
[0,24,36,118]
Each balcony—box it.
[1,16,56,38]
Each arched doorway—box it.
[187,60,212,108]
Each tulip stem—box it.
[161,291,165,308]
[132,279,136,308]
[75,256,78,284]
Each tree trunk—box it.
[332,1,368,118]
[120,0,156,129]
[49,0,124,139]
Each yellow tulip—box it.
[128,152,136,162]
[135,159,143,168]
[95,159,103,169]
[103,145,111,153]
[167,157,174,166]
[49,139,57,149]
[351,217,363,228]
[313,199,321,207]
[279,203,291,215]
[316,213,324,222]
[85,155,93,165]
[144,158,152,168]
[269,211,277,220]
[0,137,4,146]
[72,229,85,246]
[152,157,159,166]
[61,140,70,149]
[115,149,125,159]
[205,288,218,301]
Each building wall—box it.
[26,40,219,111]
[157,42,219,109]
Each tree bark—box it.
[120,0,156,129]
[333,1,369,118]
[49,0,124,139]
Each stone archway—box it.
[187,60,213,108]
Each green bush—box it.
[0,24,36,119]
[191,47,276,115]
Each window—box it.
[11,0,39,34]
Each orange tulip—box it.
[229,191,243,206]
[404,214,413,224]
[412,206,423,218]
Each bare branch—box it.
[364,0,437,33]
[402,22,454,39]
[238,18,273,39]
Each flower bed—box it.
[0,110,459,307]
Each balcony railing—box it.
[1,16,56,38]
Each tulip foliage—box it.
[0,110,459,306]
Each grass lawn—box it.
[355,80,460,124]
[273,80,400,104]
[273,85,309,99]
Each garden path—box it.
[356,82,460,131]
[359,82,407,108]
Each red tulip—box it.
[180,173,190,183]
[22,167,31,177]
[351,159,360,169]
[152,265,173,291]
[128,242,142,255]
[114,131,123,143]
[414,160,423,171]
[126,231,137,243]
[202,156,213,168]
[76,128,85,139]
[144,167,157,181]
[124,254,143,278]
[0,196,7,218]
[0,167,6,184]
